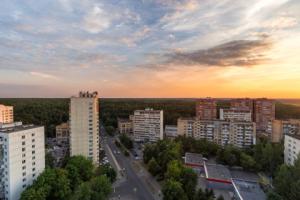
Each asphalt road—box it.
[100,126,156,200]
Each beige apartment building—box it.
[132,108,163,142]
[70,91,99,164]
[178,118,256,148]
[177,117,195,137]
[0,104,14,124]
[118,117,133,135]
[267,119,300,143]
[56,122,70,144]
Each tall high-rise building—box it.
[253,98,275,132]
[132,108,163,142]
[70,91,99,164]
[56,122,70,145]
[195,98,217,120]
[0,105,14,124]
[0,122,45,200]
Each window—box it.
[32,150,35,154]
[22,166,26,170]
[22,160,26,164]
[22,184,26,188]
[22,153,26,158]
[22,172,26,176]
[32,168,36,172]
[32,162,36,166]
[32,145,35,148]
[22,148,26,152]
[22,178,26,182]
[32,173,36,177]
[32,156,36,160]
[32,139,35,143]
[32,133,35,137]
[22,135,25,139]
[22,141,25,145]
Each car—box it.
[117,151,121,154]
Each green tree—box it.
[105,126,115,136]
[45,152,55,168]
[20,187,47,200]
[165,160,183,181]
[240,153,256,171]
[95,164,117,183]
[48,169,71,200]
[66,156,94,182]
[180,167,197,200]
[73,182,92,200]
[148,158,161,176]
[273,164,293,198]
[90,175,112,198]
[162,179,188,200]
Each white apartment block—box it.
[70,91,99,165]
[0,122,45,200]
[193,120,216,142]
[0,105,13,124]
[219,109,252,122]
[230,121,256,148]
[284,134,300,165]
[132,108,163,142]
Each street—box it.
[100,125,161,200]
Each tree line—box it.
[21,156,116,200]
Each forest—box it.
[0,98,300,137]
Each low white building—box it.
[132,108,163,142]
[219,108,252,122]
[0,122,45,200]
[165,125,177,139]
[284,134,300,165]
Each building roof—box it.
[204,163,232,182]
[185,152,204,167]
[0,124,42,134]
[232,179,266,200]
[286,134,300,140]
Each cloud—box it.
[163,38,272,67]
[30,71,59,79]
[82,5,111,33]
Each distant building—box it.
[284,134,300,165]
[177,117,195,137]
[70,91,100,164]
[220,108,252,122]
[266,119,300,143]
[230,98,254,112]
[132,108,163,142]
[0,104,13,124]
[164,125,178,139]
[232,179,266,200]
[117,118,133,135]
[56,122,70,144]
[0,122,45,200]
[195,98,217,120]
[253,99,275,132]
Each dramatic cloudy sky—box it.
[1,0,300,98]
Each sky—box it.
[0,0,300,98]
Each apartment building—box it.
[219,108,252,122]
[177,118,195,137]
[284,134,300,165]
[117,117,133,135]
[132,108,163,142]
[253,99,275,132]
[266,119,300,143]
[178,118,255,148]
[0,122,45,200]
[0,105,13,124]
[195,98,217,120]
[70,91,99,164]
[165,125,178,139]
[56,122,69,144]
[230,98,253,111]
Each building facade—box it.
[56,122,69,144]
[164,125,178,139]
[266,119,300,143]
[253,99,275,132]
[70,91,99,164]
[177,118,195,137]
[219,109,252,122]
[0,105,13,124]
[132,108,163,142]
[284,134,300,165]
[230,98,254,112]
[195,98,217,120]
[0,122,45,200]
[117,118,133,135]
[178,118,256,148]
